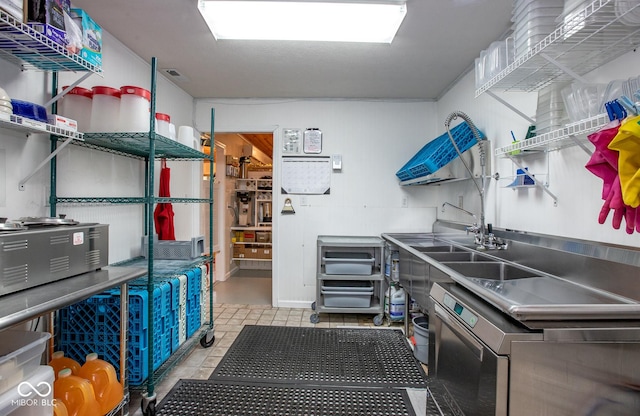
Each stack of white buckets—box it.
[57,85,201,150]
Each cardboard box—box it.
[245,248,260,259]
[233,245,245,258]
[27,0,70,46]
[0,0,23,20]
[70,8,102,68]
[259,248,271,260]
[243,231,255,243]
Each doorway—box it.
[208,132,274,306]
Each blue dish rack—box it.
[56,269,202,386]
[396,121,484,181]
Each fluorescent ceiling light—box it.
[197,1,407,43]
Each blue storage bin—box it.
[10,99,47,122]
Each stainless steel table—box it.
[0,266,146,416]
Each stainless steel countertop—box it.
[382,224,640,322]
[0,266,146,330]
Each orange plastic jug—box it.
[53,399,70,416]
[53,368,100,416]
[49,351,81,378]
[78,353,123,415]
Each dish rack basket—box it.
[396,121,484,181]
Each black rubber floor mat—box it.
[156,379,418,416]
[209,325,427,388]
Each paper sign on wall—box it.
[281,156,331,194]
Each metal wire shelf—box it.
[0,9,102,74]
[70,132,211,160]
[495,113,608,155]
[476,0,640,96]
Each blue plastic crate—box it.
[186,291,201,338]
[396,121,484,180]
[56,289,152,385]
[186,268,201,298]
[129,284,170,365]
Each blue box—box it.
[26,0,70,47]
[70,8,102,68]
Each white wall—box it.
[0,31,198,263]
[437,50,640,248]
[195,99,442,307]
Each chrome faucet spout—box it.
[441,202,477,222]
[444,111,488,249]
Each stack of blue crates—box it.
[56,267,203,386]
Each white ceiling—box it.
[70,0,513,100]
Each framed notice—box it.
[282,128,302,154]
[303,128,322,154]
[281,156,331,194]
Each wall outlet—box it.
[300,196,309,206]
[458,195,463,209]
[401,196,408,208]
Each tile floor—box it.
[128,303,410,415]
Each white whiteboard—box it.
[281,156,331,194]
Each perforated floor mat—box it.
[157,379,418,416]
[209,325,427,388]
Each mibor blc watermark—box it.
[11,380,56,407]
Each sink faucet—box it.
[443,111,505,250]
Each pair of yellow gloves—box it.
[609,115,640,209]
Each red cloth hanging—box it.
[154,161,176,240]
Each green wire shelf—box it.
[55,197,212,204]
[0,9,102,74]
[71,132,212,160]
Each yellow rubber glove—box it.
[608,115,640,208]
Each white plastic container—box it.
[155,113,171,138]
[58,86,92,132]
[0,331,51,395]
[88,86,120,132]
[177,125,195,147]
[119,86,151,132]
[0,365,54,416]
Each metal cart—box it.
[311,236,385,326]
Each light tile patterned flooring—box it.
[129,304,397,415]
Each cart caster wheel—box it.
[311,301,316,311]
[200,330,215,348]
[310,314,320,324]
[141,393,157,416]
[373,314,384,326]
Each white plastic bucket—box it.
[89,86,120,132]
[119,86,151,132]
[58,86,92,132]
[155,113,171,138]
[412,315,429,364]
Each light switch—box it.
[332,154,342,171]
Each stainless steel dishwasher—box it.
[428,282,541,416]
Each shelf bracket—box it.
[539,53,588,84]
[507,155,558,206]
[486,90,535,124]
[19,135,76,191]
[44,72,94,108]
[567,134,594,156]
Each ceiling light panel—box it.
[197,1,407,43]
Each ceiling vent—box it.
[162,68,190,82]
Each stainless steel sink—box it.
[441,261,539,280]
